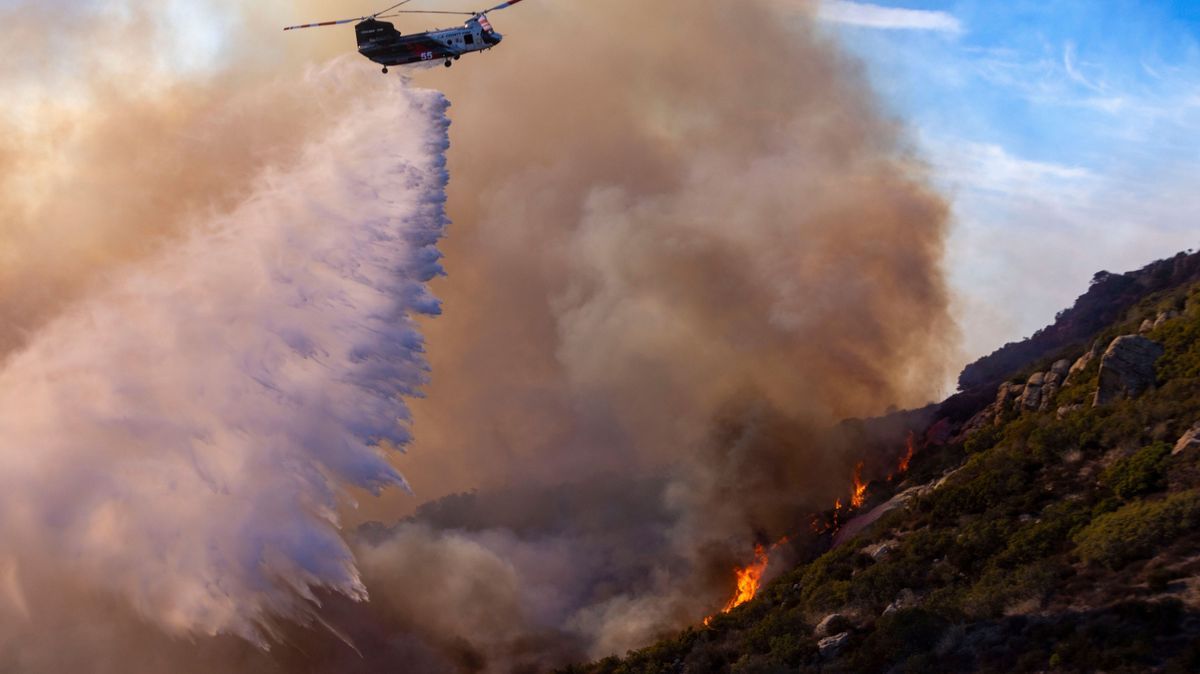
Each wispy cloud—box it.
[931,139,1098,201]
[817,0,963,33]
[1063,42,1106,93]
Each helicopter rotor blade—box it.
[481,0,524,13]
[283,16,369,30]
[372,1,418,16]
[283,1,422,31]
[377,10,476,17]
[284,0,524,31]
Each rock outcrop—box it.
[1175,422,1200,456]
[1066,339,1105,386]
[963,358,1076,435]
[1018,372,1046,410]
[1155,310,1180,329]
[1038,359,1072,410]
[818,632,850,659]
[814,613,850,638]
[1094,335,1164,406]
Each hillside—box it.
[561,250,1200,673]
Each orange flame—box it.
[720,543,769,613]
[889,431,917,481]
[851,461,867,509]
[705,538,789,624]
[898,432,916,474]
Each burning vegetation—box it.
[893,431,917,478]
[721,544,771,614]
[712,430,928,621]
[851,461,867,509]
[705,537,792,625]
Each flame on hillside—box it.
[897,431,916,474]
[809,460,873,537]
[888,431,917,481]
[721,543,770,613]
[851,461,867,509]
[705,537,789,624]
[710,431,931,625]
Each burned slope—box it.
[565,250,1200,673]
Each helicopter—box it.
[284,0,525,72]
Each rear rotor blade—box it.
[482,0,524,13]
[373,1,419,16]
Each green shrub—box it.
[964,423,1003,455]
[1103,442,1172,500]
[992,500,1091,568]
[1155,309,1200,381]
[965,560,1063,619]
[946,516,1011,574]
[844,608,948,672]
[1073,490,1200,569]
[922,447,1042,521]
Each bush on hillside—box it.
[1073,490,1200,569]
[1102,442,1171,500]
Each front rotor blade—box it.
[378,10,476,16]
[283,17,366,31]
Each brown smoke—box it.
[383,0,957,514]
[0,0,360,355]
[321,0,960,667]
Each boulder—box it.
[1056,403,1084,420]
[814,613,850,638]
[1174,422,1200,456]
[1038,366,1069,411]
[1139,319,1155,334]
[861,541,897,562]
[882,588,919,616]
[1066,339,1105,386]
[1094,335,1164,406]
[1019,372,1046,410]
[959,382,1023,438]
[1051,359,1072,376]
[1154,310,1180,330]
[818,632,850,659]
[992,381,1023,414]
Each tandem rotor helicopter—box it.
[284,0,525,72]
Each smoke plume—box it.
[0,0,958,671]
[337,0,958,668]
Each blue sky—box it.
[813,0,1200,376]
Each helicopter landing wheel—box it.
[444,59,453,68]
[453,55,460,61]
[382,67,389,74]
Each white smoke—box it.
[0,62,448,645]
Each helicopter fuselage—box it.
[356,18,501,68]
